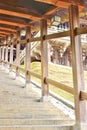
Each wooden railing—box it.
[1,60,87,103]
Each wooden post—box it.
[69,5,87,129]
[9,43,13,71]
[16,31,20,76]
[48,43,51,62]
[40,19,49,98]
[5,45,8,62]
[2,46,5,61]
[1,47,2,60]
[25,27,31,86]
[0,47,1,60]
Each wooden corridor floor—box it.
[0,64,74,130]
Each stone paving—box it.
[0,65,74,130]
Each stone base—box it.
[81,123,87,130]
[25,83,32,88]
[9,71,16,79]
[72,122,87,130]
[39,95,50,102]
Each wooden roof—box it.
[0,0,86,38]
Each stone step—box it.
[0,125,73,130]
[0,118,74,125]
[0,112,68,119]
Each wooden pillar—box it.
[25,27,31,86]
[2,46,5,61]
[0,47,1,60]
[54,49,58,64]
[16,31,20,76]
[69,5,87,129]
[10,44,13,64]
[48,43,51,62]
[5,45,8,62]
[40,19,49,98]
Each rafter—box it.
[0,16,27,27]
[0,3,41,21]
[0,34,6,37]
[0,31,12,35]
[0,27,17,32]
[0,29,16,33]
[35,0,83,10]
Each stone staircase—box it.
[0,66,74,130]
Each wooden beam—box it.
[0,34,6,36]
[36,0,83,10]
[0,29,16,34]
[81,91,87,101]
[45,30,70,40]
[0,3,41,21]
[46,77,74,94]
[0,16,27,27]
[40,19,49,97]
[76,27,87,35]
[0,31,13,35]
[44,6,59,16]
[69,4,87,126]
[0,27,17,32]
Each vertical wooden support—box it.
[69,5,87,129]
[25,27,31,86]
[10,44,13,64]
[2,46,4,61]
[5,45,8,62]
[0,47,1,60]
[40,19,49,98]
[48,43,51,62]
[9,43,13,71]
[1,47,2,60]
[16,31,20,76]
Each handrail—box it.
[1,60,87,102]
[46,77,74,94]
[80,91,87,100]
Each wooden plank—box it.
[0,27,17,32]
[40,19,49,97]
[28,70,41,79]
[36,0,83,10]
[19,37,41,45]
[0,34,6,36]
[76,27,87,35]
[81,91,87,100]
[0,29,16,33]
[20,39,27,44]
[0,3,41,21]
[18,66,25,73]
[29,37,41,42]
[45,30,70,40]
[25,27,31,86]
[0,16,27,27]
[69,5,87,123]
[0,31,12,35]
[46,77,74,94]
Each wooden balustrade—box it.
[2,61,87,102]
